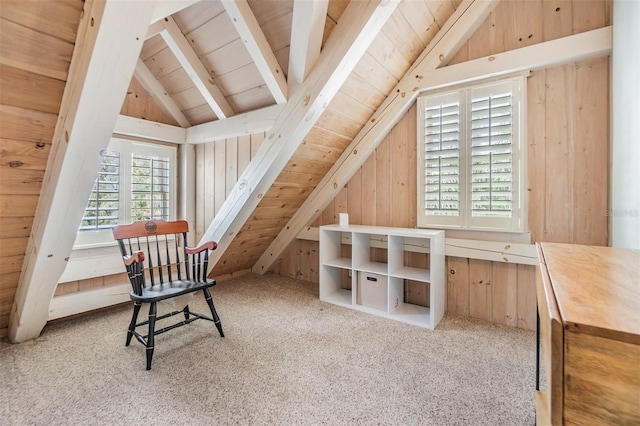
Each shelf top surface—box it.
[321,224,444,238]
[539,243,640,341]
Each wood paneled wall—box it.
[194,133,266,243]
[275,0,611,331]
[0,0,84,336]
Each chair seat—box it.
[130,279,216,303]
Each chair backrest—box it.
[113,220,212,294]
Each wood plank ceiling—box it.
[0,0,464,337]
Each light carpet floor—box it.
[0,273,535,425]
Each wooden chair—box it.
[112,219,224,370]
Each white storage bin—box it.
[356,271,387,311]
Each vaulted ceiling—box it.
[5,0,486,341]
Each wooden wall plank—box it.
[517,264,537,330]
[544,63,574,243]
[0,217,32,239]
[0,18,74,81]
[0,0,83,44]
[469,259,492,322]
[542,0,573,41]
[0,168,43,195]
[203,141,216,235]
[390,103,414,228]
[572,0,608,33]
[225,137,238,197]
[527,69,547,243]
[214,139,226,215]
[0,138,50,171]
[447,256,469,316]
[0,195,38,217]
[120,77,177,125]
[0,64,65,114]
[0,105,57,143]
[492,262,518,327]
[347,168,362,225]
[573,57,609,246]
[375,136,391,226]
[238,134,252,173]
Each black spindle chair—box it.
[113,219,224,370]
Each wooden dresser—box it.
[536,243,640,425]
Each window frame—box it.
[73,138,177,248]
[416,75,527,233]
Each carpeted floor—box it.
[0,273,536,425]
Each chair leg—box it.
[183,304,190,320]
[146,302,157,370]
[126,302,142,346]
[203,288,224,337]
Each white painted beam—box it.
[159,16,235,119]
[288,0,328,92]
[49,283,131,320]
[9,0,156,342]
[114,114,186,144]
[221,0,288,103]
[420,26,612,94]
[198,0,400,271]
[253,0,501,273]
[150,0,199,24]
[186,104,284,144]
[134,59,191,127]
[146,21,165,39]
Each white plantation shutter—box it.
[131,154,171,221]
[75,139,176,247]
[80,150,120,231]
[423,95,461,218]
[417,76,525,232]
[470,86,513,218]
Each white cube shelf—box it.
[319,224,445,329]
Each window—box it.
[417,76,526,232]
[75,139,177,247]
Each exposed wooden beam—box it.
[49,283,130,320]
[113,115,187,144]
[288,0,329,92]
[221,0,288,103]
[8,0,156,342]
[146,21,164,39]
[421,26,612,93]
[150,0,199,24]
[159,16,235,119]
[198,0,400,271]
[185,104,284,144]
[133,59,191,127]
[253,0,501,274]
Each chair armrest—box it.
[185,241,217,254]
[123,251,145,266]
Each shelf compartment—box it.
[391,303,432,328]
[389,266,430,282]
[355,262,387,275]
[321,288,352,307]
[324,257,351,269]
[355,272,387,311]
[320,229,351,269]
[352,232,387,271]
[319,265,351,302]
